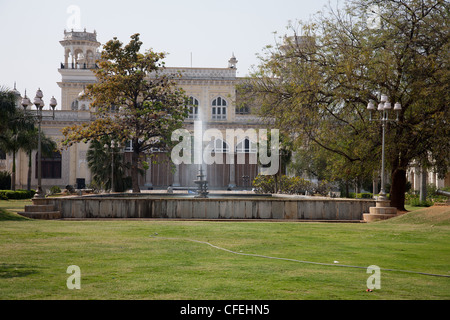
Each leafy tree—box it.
[0,86,58,191]
[21,127,57,191]
[243,0,449,210]
[86,137,131,192]
[0,101,37,190]
[62,34,189,192]
[0,86,17,135]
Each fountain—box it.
[194,166,209,198]
[28,96,376,221]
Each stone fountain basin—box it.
[38,193,375,221]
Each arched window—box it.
[236,138,257,153]
[205,138,229,155]
[36,151,62,179]
[211,97,227,120]
[187,97,199,120]
[71,99,79,110]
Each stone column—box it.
[173,164,180,187]
[413,166,420,191]
[227,151,236,188]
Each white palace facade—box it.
[1,30,449,193]
[2,29,264,191]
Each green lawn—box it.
[0,199,449,300]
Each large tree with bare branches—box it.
[244,0,449,209]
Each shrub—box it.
[252,175,275,193]
[408,197,433,207]
[252,174,332,196]
[0,189,35,200]
[49,186,61,195]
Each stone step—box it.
[24,204,55,212]
[363,212,397,222]
[369,206,397,215]
[17,211,61,220]
[32,198,55,205]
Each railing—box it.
[60,63,99,70]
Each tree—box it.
[243,0,449,210]
[0,86,17,135]
[0,104,36,190]
[62,34,189,192]
[21,127,57,191]
[86,137,132,192]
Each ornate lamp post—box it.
[104,140,124,193]
[367,94,401,201]
[21,89,57,198]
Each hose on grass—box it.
[150,234,450,278]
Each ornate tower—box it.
[57,29,101,111]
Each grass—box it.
[0,199,449,300]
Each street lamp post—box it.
[367,94,402,201]
[21,89,57,199]
[104,140,122,193]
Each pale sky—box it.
[0,0,331,108]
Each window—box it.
[125,140,133,152]
[212,97,227,120]
[187,97,199,120]
[36,151,62,179]
[212,139,229,153]
[236,138,257,153]
[204,138,229,157]
[236,103,250,115]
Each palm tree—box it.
[87,137,131,192]
[0,108,36,191]
[0,87,58,191]
[21,127,57,191]
[0,86,17,135]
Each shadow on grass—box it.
[0,208,30,221]
[0,264,39,279]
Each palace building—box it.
[1,29,448,193]
[2,29,265,191]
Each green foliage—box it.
[0,208,30,221]
[0,87,57,191]
[243,0,450,210]
[0,86,17,135]
[406,184,450,207]
[49,186,61,195]
[62,33,189,192]
[0,189,35,200]
[252,174,331,195]
[86,137,132,192]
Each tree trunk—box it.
[419,167,427,202]
[11,151,16,191]
[131,149,140,193]
[390,167,407,211]
[27,152,32,191]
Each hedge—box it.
[0,189,36,200]
[252,174,332,196]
